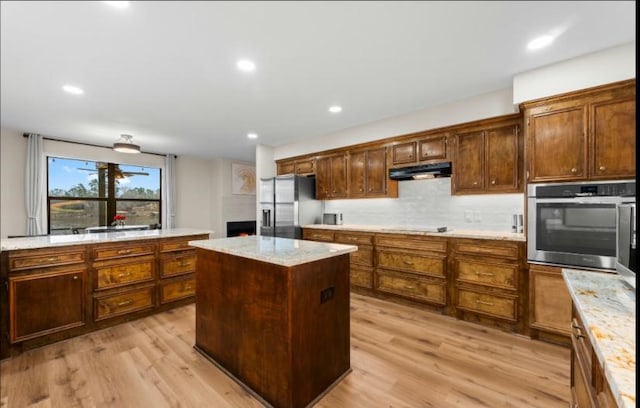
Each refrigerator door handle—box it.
[262,209,271,227]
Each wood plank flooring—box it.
[0,293,570,407]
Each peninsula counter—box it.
[189,235,357,408]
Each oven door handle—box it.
[531,197,624,205]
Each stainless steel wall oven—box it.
[527,180,636,270]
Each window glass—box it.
[49,199,106,235]
[115,201,160,226]
[48,157,108,197]
[115,164,160,199]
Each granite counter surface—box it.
[562,269,635,408]
[1,228,212,251]
[189,235,357,267]
[302,224,526,241]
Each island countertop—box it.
[562,269,635,408]
[189,235,357,267]
[1,228,212,251]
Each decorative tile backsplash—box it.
[322,178,524,232]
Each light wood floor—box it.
[0,293,570,407]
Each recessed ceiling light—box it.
[247,133,258,139]
[103,1,130,8]
[62,85,84,95]
[527,35,554,50]
[329,106,342,113]
[237,60,256,72]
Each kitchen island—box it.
[189,235,357,408]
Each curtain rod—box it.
[22,133,176,158]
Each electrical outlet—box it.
[320,287,335,303]
[464,210,473,223]
[473,211,482,223]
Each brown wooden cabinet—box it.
[570,305,617,408]
[452,119,521,195]
[390,133,449,168]
[348,147,397,198]
[523,79,635,183]
[315,154,348,199]
[451,239,523,328]
[529,263,572,344]
[374,234,447,307]
[276,158,316,176]
[334,231,375,289]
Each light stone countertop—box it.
[562,269,636,408]
[0,228,212,251]
[189,235,357,267]
[302,224,526,242]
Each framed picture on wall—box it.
[231,163,256,195]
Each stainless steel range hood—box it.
[389,162,452,180]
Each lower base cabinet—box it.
[529,263,572,344]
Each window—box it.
[47,157,161,234]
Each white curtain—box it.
[25,133,44,235]
[165,154,176,229]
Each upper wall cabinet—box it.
[389,133,449,168]
[522,79,635,183]
[452,115,522,195]
[276,157,316,176]
[348,147,398,199]
[315,154,348,199]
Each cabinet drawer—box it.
[350,266,372,289]
[92,243,155,261]
[375,270,446,305]
[377,250,445,277]
[160,276,195,304]
[10,249,85,271]
[375,235,447,252]
[159,235,208,253]
[95,256,155,290]
[349,246,373,267]
[94,286,154,321]
[160,252,197,277]
[334,232,373,245]
[454,242,518,259]
[303,229,335,242]
[455,259,517,290]
[456,288,517,321]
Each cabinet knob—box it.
[571,167,577,173]
[491,179,496,185]
[473,181,478,185]
[72,275,79,280]
[359,188,364,192]
[599,165,606,171]
[408,155,413,158]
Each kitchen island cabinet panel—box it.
[529,264,572,344]
[94,285,155,321]
[94,255,155,290]
[9,267,86,343]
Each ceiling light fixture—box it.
[329,105,342,113]
[527,34,554,50]
[62,84,84,95]
[247,133,258,139]
[103,1,130,8]
[237,59,256,72]
[113,134,141,154]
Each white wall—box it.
[513,42,635,103]
[274,88,517,160]
[255,144,275,236]
[0,129,256,239]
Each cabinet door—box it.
[529,264,572,335]
[391,141,417,166]
[486,124,520,192]
[277,161,295,175]
[528,106,587,182]
[453,131,485,193]
[590,97,636,179]
[295,158,316,175]
[9,268,86,343]
[329,155,348,198]
[315,157,331,199]
[418,135,447,162]
[365,147,387,195]
[348,150,366,197]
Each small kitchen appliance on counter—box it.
[323,213,343,225]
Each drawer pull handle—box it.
[404,285,415,290]
[46,257,60,262]
[117,299,135,307]
[599,165,606,171]
[571,167,578,173]
[117,249,133,255]
[475,300,494,306]
[184,284,193,290]
[117,272,133,278]
[72,275,79,280]
[574,333,585,340]
[476,272,494,277]
[178,261,191,267]
[403,260,414,265]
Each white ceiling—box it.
[1,1,635,162]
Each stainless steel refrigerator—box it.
[259,174,321,239]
